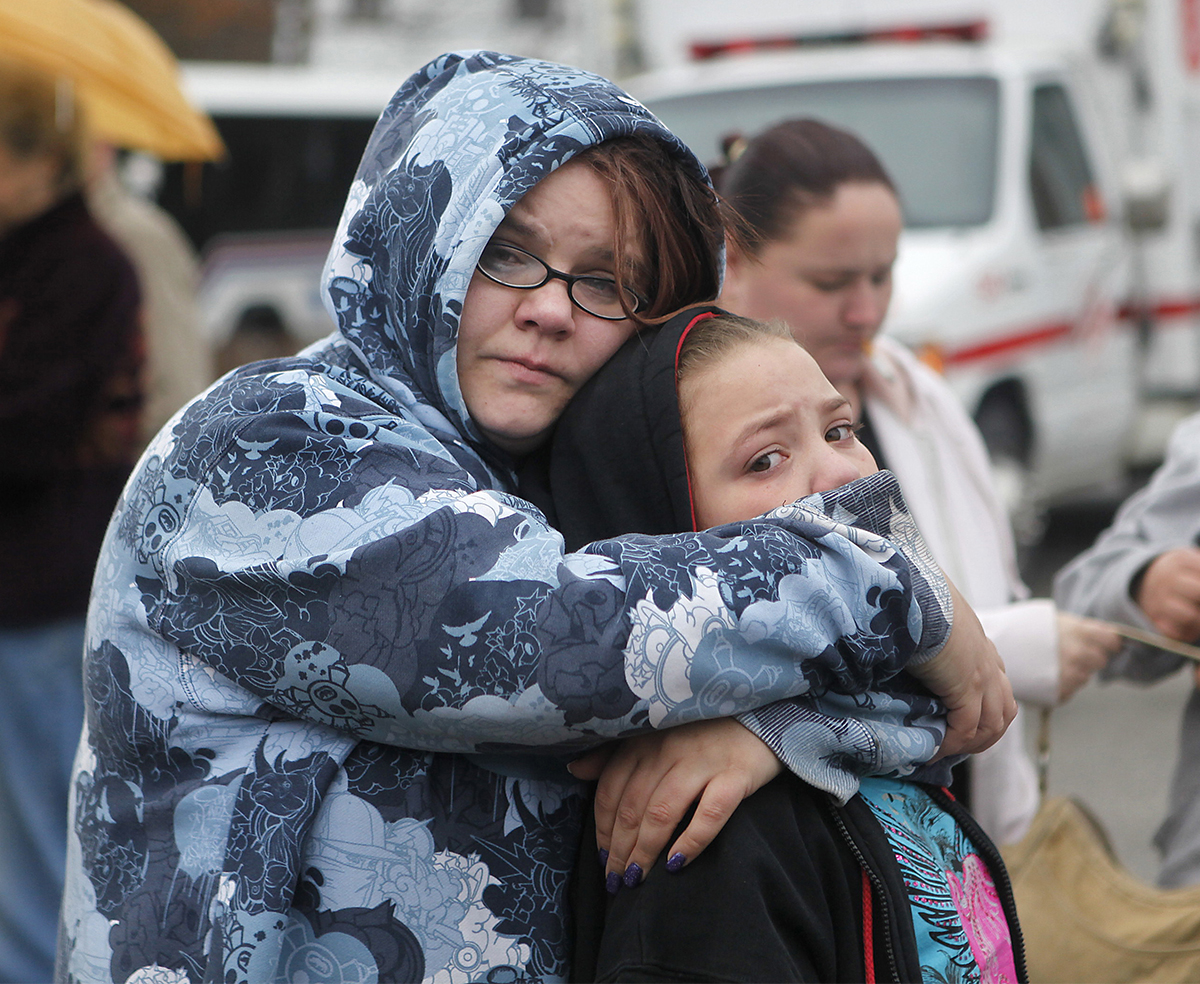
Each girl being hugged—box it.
[530,307,1024,982]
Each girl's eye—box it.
[825,424,856,443]
[749,450,783,473]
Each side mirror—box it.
[1122,158,1170,232]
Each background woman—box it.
[717,117,1118,845]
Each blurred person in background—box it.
[0,60,142,983]
[716,118,1121,847]
[87,144,213,446]
[1056,412,1200,887]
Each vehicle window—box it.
[1029,83,1101,230]
[157,115,377,250]
[645,76,999,228]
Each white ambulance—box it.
[626,0,1200,538]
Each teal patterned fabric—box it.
[859,778,1019,982]
[58,51,952,984]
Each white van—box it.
[160,62,403,357]
[627,22,1181,537]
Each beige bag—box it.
[1002,795,1200,982]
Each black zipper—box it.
[825,797,902,983]
[927,785,1029,983]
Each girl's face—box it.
[720,181,902,387]
[457,158,639,456]
[681,335,878,529]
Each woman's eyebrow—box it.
[803,267,857,278]
[494,215,536,239]
[805,259,895,278]
[492,217,617,264]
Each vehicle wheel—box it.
[988,452,1046,548]
[216,305,302,375]
[973,387,1046,547]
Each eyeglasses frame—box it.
[475,242,646,322]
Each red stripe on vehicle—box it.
[1119,297,1200,320]
[940,295,1200,368]
[942,322,1074,366]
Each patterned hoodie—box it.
[58,51,954,984]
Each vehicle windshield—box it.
[645,75,1000,228]
[158,115,377,249]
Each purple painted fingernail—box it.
[623,862,643,888]
[605,871,621,895]
[598,848,609,866]
[666,853,687,873]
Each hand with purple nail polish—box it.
[591,718,783,894]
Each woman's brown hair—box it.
[717,118,896,254]
[578,134,728,324]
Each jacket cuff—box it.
[978,599,1059,706]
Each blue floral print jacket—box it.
[58,51,953,984]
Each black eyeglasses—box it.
[475,242,645,321]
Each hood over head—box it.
[520,304,726,550]
[321,50,710,447]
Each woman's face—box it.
[0,143,61,238]
[721,181,902,387]
[457,157,639,455]
[681,335,878,530]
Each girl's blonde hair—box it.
[676,311,796,386]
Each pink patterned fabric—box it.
[947,853,1018,984]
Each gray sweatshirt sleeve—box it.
[1053,412,1200,682]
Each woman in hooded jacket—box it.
[57,52,1011,984]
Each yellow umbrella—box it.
[0,0,224,161]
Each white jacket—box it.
[865,335,1060,844]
